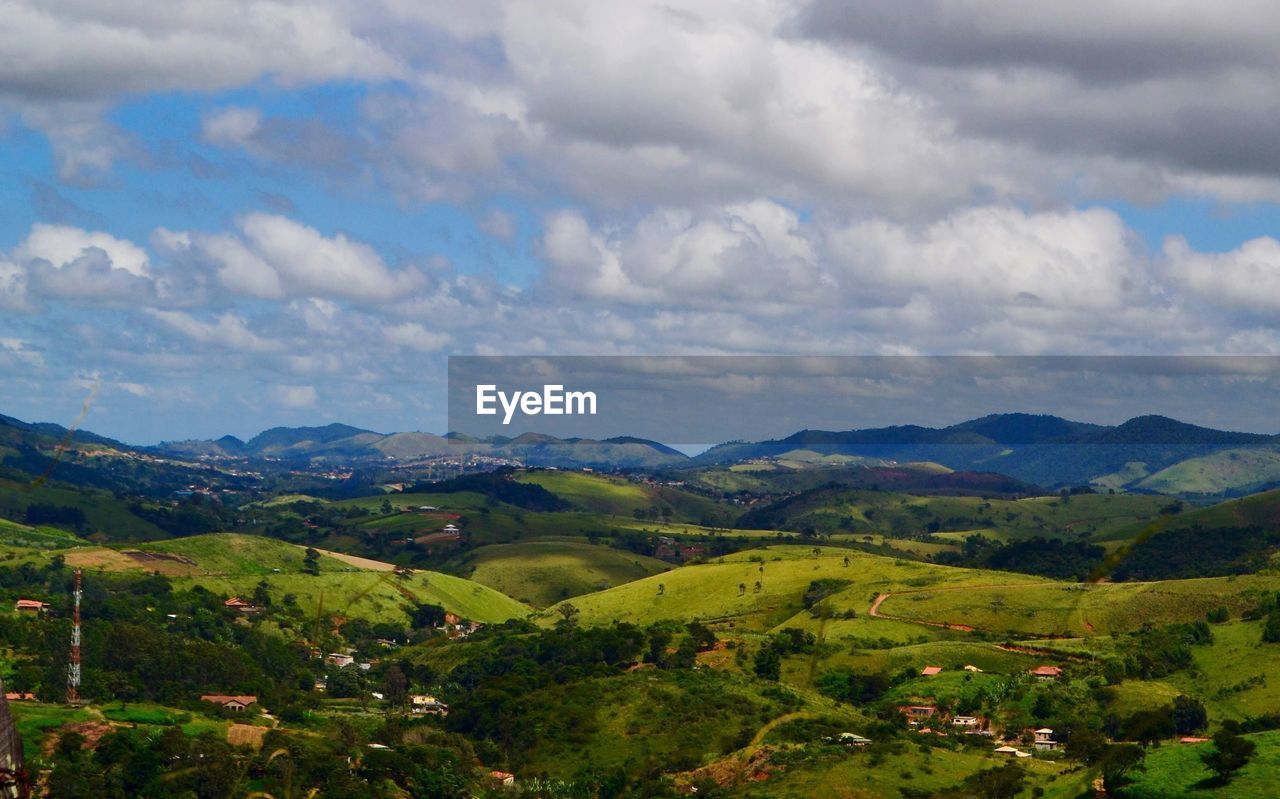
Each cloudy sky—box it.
[4,1,1280,442]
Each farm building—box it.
[223,597,261,614]
[200,695,257,712]
[920,666,942,676]
[488,770,516,788]
[13,600,48,614]
[1030,665,1063,680]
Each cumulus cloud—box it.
[1162,235,1280,313]
[16,223,149,275]
[157,214,425,302]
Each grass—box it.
[26,532,531,625]
[872,575,1280,638]
[1119,730,1280,798]
[541,545,1051,633]
[444,537,670,608]
[1163,619,1280,721]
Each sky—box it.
[4,1,1280,444]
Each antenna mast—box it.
[67,569,81,705]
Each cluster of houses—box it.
[653,537,708,562]
[902,663,1068,753]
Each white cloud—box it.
[1162,235,1280,313]
[273,384,318,409]
[383,321,451,352]
[16,223,149,275]
[146,309,280,353]
[158,214,425,302]
[201,106,262,148]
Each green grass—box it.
[542,546,1050,633]
[1138,445,1280,496]
[444,537,670,608]
[0,516,84,548]
[1119,730,1280,798]
[0,478,169,540]
[1161,619,1280,721]
[873,575,1280,638]
[184,566,529,624]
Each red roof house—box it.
[1030,665,1063,680]
[14,599,49,613]
[200,695,257,711]
[920,666,942,676]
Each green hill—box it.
[55,532,530,624]
[444,537,671,607]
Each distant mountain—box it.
[689,413,1279,494]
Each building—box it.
[1034,728,1057,750]
[1030,665,1063,680]
[994,745,1032,758]
[223,597,261,614]
[327,653,355,668]
[442,523,460,537]
[2,694,33,703]
[13,600,48,614]
[920,666,942,676]
[837,732,871,746]
[900,705,936,721]
[1180,736,1210,744]
[489,771,516,788]
[200,695,257,712]
[951,716,980,729]
[410,695,449,716]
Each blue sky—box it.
[3,1,1280,443]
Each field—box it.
[50,533,531,625]
[869,575,1280,638]
[1119,730,1280,798]
[541,545,1052,632]
[444,537,670,607]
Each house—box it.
[4,692,34,702]
[223,597,261,614]
[14,599,49,614]
[410,695,449,716]
[442,523,460,537]
[327,653,355,668]
[443,612,462,626]
[1180,736,1210,744]
[952,716,981,729]
[1034,728,1057,751]
[964,664,984,673]
[920,666,942,676]
[201,695,257,712]
[837,732,871,746]
[1030,665,1063,680]
[489,771,516,788]
[995,745,1032,758]
[900,705,937,721]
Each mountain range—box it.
[8,411,1280,497]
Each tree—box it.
[382,665,408,708]
[1172,695,1208,736]
[380,499,393,515]
[1262,611,1280,643]
[753,645,781,681]
[411,603,447,629]
[686,621,717,652]
[1100,744,1146,791]
[1064,728,1108,764]
[302,547,321,576]
[657,583,665,596]
[252,580,272,609]
[964,762,1025,799]
[1202,728,1256,784]
[555,602,579,628]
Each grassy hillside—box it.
[444,537,671,607]
[735,487,1172,541]
[54,532,530,624]
[870,575,1280,638]
[1119,730,1280,798]
[1137,443,1280,496]
[518,470,734,525]
[541,545,1052,632]
[1096,488,1280,543]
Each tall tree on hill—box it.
[1202,727,1256,784]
